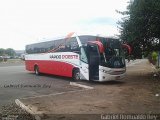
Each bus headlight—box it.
[100,69,111,73]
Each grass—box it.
[0,59,24,63]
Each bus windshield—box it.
[78,35,125,68]
[99,38,125,68]
[105,40,123,58]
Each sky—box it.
[0,0,129,50]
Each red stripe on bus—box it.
[25,60,74,77]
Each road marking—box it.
[70,82,94,89]
[17,89,87,100]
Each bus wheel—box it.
[73,69,80,81]
[34,65,40,75]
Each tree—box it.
[118,0,160,58]
[0,48,5,56]
[5,48,16,57]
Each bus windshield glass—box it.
[99,38,125,68]
[105,39,123,57]
[78,35,125,68]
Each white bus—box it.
[25,33,131,81]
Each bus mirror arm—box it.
[73,51,80,54]
[122,44,132,55]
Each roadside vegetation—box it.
[0,48,25,62]
[117,0,160,60]
[117,0,160,99]
[0,48,16,57]
[0,48,16,62]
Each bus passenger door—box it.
[87,44,100,80]
[80,47,89,80]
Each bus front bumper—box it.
[98,73,126,82]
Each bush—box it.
[152,51,158,61]
[148,51,158,65]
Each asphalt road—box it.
[0,63,81,108]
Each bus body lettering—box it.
[62,55,78,59]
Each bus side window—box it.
[66,37,80,53]
[65,40,71,52]
[55,39,66,52]
[65,37,79,53]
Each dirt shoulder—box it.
[16,59,160,119]
[0,59,24,67]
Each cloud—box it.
[79,17,117,26]
[0,0,129,50]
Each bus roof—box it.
[26,35,119,46]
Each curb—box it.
[150,63,157,70]
[70,82,94,89]
[150,63,160,76]
[15,99,41,120]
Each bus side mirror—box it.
[122,44,132,55]
[88,41,104,54]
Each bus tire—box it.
[72,69,80,81]
[34,65,40,75]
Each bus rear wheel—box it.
[34,65,40,75]
[73,69,80,81]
